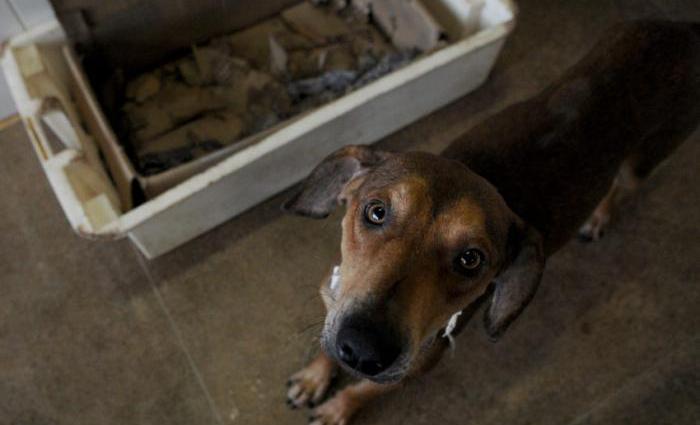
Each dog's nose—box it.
[336,325,401,376]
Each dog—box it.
[282,20,700,424]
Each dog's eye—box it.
[364,200,387,225]
[454,249,484,274]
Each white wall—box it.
[0,0,56,119]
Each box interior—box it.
[50,0,443,206]
[50,0,308,207]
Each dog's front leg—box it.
[309,379,399,425]
[288,266,340,409]
[287,350,338,409]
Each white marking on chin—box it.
[330,265,341,292]
[442,311,462,354]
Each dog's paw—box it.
[308,391,358,425]
[286,357,336,409]
[578,210,610,242]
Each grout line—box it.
[0,113,20,131]
[130,243,226,425]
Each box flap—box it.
[49,0,301,72]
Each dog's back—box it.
[444,20,700,254]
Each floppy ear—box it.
[484,221,545,340]
[282,145,391,218]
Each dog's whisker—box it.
[297,320,326,336]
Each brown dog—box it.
[283,20,700,424]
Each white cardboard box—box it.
[1,0,516,258]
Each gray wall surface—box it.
[0,0,55,119]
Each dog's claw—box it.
[577,231,593,243]
[578,226,604,242]
[579,208,610,242]
[286,362,334,410]
[309,391,356,425]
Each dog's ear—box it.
[282,145,391,218]
[484,220,545,340]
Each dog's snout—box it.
[335,323,401,376]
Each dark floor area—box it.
[1,0,699,424]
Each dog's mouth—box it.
[320,267,447,384]
[320,333,412,384]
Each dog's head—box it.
[284,145,544,384]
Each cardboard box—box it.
[1,0,515,258]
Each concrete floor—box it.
[1,1,700,424]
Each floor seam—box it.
[130,244,226,425]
